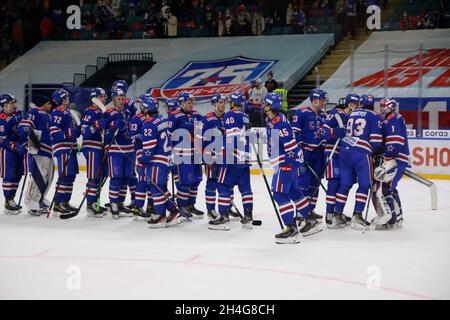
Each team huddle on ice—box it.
[0,80,409,243]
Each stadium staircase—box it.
[287,0,404,108]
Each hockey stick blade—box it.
[92,98,106,112]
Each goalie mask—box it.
[381,98,397,119]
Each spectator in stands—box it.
[273,81,289,114]
[432,9,445,29]
[224,11,233,36]
[204,5,215,36]
[11,18,23,57]
[128,0,139,17]
[166,11,178,38]
[217,11,225,36]
[293,9,306,33]
[286,3,294,25]
[400,11,410,31]
[344,0,357,38]
[252,10,265,36]
[39,15,52,41]
[236,4,251,36]
[248,78,268,127]
[264,15,274,33]
[265,71,278,93]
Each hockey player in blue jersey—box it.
[291,88,327,221]
[140,96,183,228]
[168,91,204,218]
[322,94,357,228]
[201,93,227,221]
[81,87,108,217]
[129,94,155,220]
[111,80,138,209]
[209,91,254,230]
[104,88,135,218]
[0,94,25,214]
[19,95,55,216]
[334,93,383,230]
[50,89,80,215]
[373,98,410,229]
[263,93,322,243]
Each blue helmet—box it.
[229,91,246,108]
[211,93,226,105]
[51,89,69,105]
[345,93,360,106]
[360,94,375,109]
[178,91,194,103]
[111,87,126,98]
[141,96,159,113]
[112,80,128,93]
[164,98,179,112]
[309,88,323,102]
[263,92,282,111]
[90,87,107,99]
[0,94,16,108]
[319,89,328,101]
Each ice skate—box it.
[309,209,323,220]
[63,202,77,212]
[351,212,371,230]
[28,208,48,216]
[208,214,230,231]
[275,224,300,244]
[146,203,156,215]
[189,204,204,219]
[240,209,253,229]
[86,203,103,218]
[207,209,220,222]
[125,200,135,211]
[300,216,323,236]
[375,223,396,230]
[111,202,120,220]
[147,213,167,228]
[326,213,346,229]
[227,206,241,219]
[4,199,22,215]
[166,209,183,227]
[179,206,193,220]
[117,202,133,217]
[132,207,151,221]
[53,202,71,215]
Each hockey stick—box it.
[252,142,284,229]
[362,181,375,234]
[305,161,328,193]
[17,171,28,206]
[146,176,191,220]
[404,169,437,210]
[60,129,120,219]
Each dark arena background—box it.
[0,0,449,304]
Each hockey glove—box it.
[93,119,107,130]
[112,119,125,130]
[332,127,346,139]
[374,158,398,183]
[136,160,146,177]
[11,142,25,155]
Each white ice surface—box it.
[0,174,449,300]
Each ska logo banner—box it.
[151,56,277,101]
[353,48,450,87]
